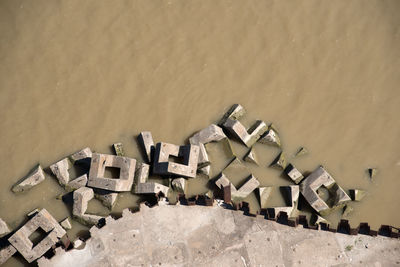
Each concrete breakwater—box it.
[0,104,399,265]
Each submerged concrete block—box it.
[270,152,287,170]
[134,163,150,184]
[243,147,258,165]
[284,164,304,184]
[94,189,118,210]
[138,131,155,163]
[8,209,66,263]
[73,187,104,226]
[12,164,45,193]
[0,218,11,238]
[294,147,308,158]
[153,142,199,178]
[342,205,353,217]
[135,182,169,196]
[223,118,267,147]
[50,158,71,186]
[66,175,87,191]
[218,104,246,126]
[349,189,367,201]
[300,166,351,216]
[258,125,281,147]
[171,178,186,193]
[88,153,136,192]
[367,168,378,179]
[0,245,16,265]
[112,142,125,157]
[60,218,72,230]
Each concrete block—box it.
[349,189,367,201]
[0,218,11,238]
[134,162,150,184]
[66,175,87,191]
[88,153,136,192]
[258,125,281,147]
[138,131,154,163]
[367,168,378,179]
[94,189,118,210]
[223,118,267,147]
[271,185,300,218]
[198,165,211,177]
[135,182,169,196]
[0,245,16,265]
[258,187,273,209]
[218,104,245,126]
[12,164,45,193]
[231,174,260,201]
[215,173,237,194]
[171,178,186,193]
[70,147,92,164]
[243,147,258,165]
[72,187,104,226]
[153,142,199,178]
[112,142,125,157]
[60,218,72,230]
[342,204,353,217]
[300,166,351,216]
[294,147,308,157]
[8,209,66,263]
[50,158,71,186]
[269,152,287,170]
[284,164,304,184]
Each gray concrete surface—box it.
[37,204,400,267]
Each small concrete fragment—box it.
[243,147,258,165]
[138,131,155,163]
[269,152,287,170]
[12,164,45,193]
[134,182,170,196]
[72,187,104,226]
[172,178,186,193]
[223,118,267,147]
[367,168,378,179]
[153,142,199,178]
[258,125,281,147]
[134,162,150,184]
[218,104,245,126]
[349,189,367,201]
[294,147,308,158]
[112,142,125,157]
[258,187,273,209]
[8,209,66,263]
[88,153,136,192]
[342,205,354,217]
[0,244,16,265]
[0,218,11,238]
[300,166,351,215]
[94,189,118,210]
[284,164,304,184]
[60,218,72,230]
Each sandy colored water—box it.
[0,0,399,265]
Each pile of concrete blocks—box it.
[220,104,267,147]
[5,209,66,263]
[300,166,351,216]
[153,142,199,178]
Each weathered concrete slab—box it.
[112,142,125,157]
[12,164,45,193]
[38,205,400,267]
[284,163,304,184]
[8,209,66,263]
[300,166,351,215]
[134,182,169,196]
[0,217,11,238]
[153,142,199,178]
[88,153,136,192]
[72,187,104,226]
[138,131,155,163]
[0,244,16,265]
[223,118,267,147]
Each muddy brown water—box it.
[1,0,400,265]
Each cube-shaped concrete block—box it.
[153,142,199,178]
[8,209,66,263]
[88,153,136,192]
[284,164,304,184]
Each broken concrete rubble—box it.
[349,189,367,201]
[0,218,11,238]
[284,163,304,184]
[300,166,351,216]
[60,218,72,230]
[171,178,186,193]
[112,142,125,157]
[138,131,155,163]
[269,152,287,170]
[223,118,267,147]
[12,164,45,193]
[69,147,92,164]
[243,147,258,165]
[88,153,136,192]
[153,142,199,178]
[72,187,104,226]
[258,124,281,147]
[8,209,66,263]
[0,244,16,265]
